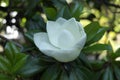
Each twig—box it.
[104,0,120,8]
[0,7,8,12]
[0,35,9,41]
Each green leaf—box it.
[79,53,92,69]
[69,67,89,80]
[41,64,61,80]
[0,56,11,71]
[25,30,42,42]
[84,22,108,45]
[71,2,83,20]
[21,45,35,52]
[103,67,109,80]
[5,42,20,63]
[57,6,71,19]
[25,31,34,42]
[12,53,28,73]
[102,67,114,80]
[39,54,56,62]
[4,42,28,75]
[114,48,120,58]
[84,22,100,42]
[69,70,78,80]
[59,70,69,80]
[44,7,57,20]
[63,6,71,19]
[109,48,120,60]
[25,0,40,17]
[5,42,20,53]
[0,74,14,80]
[19,57,45,77]
[26,14,46,31]
[116,48,120,54]
[91,60,104,71]
[114,65,120,79]
[75,69,86,80]
[89,72,102,80]
[84,22,107,45]
[83,44,112,53]
[78,66,91,80]
[87,27,108,44]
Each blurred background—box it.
[0,0,120,58]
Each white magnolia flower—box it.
[34,17,86,62]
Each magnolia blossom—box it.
[34,17,86,62]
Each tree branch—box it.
[0,6,8,12]
[104,0,120,8]
[0,35,9,41]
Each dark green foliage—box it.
[0,42,28,79]
[0,0,120,80]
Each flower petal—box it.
[77,22,85,36]
[73,35,86,49]
[72,22,86,49]
[57,29,76,49]
[60,18,81,46]
[53,48,80,62]
[34,32,81,62]
[56,17,67,24]
[34,32,58,56]
[46,21,61,48]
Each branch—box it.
[0,6,8,12]
[104,0,120,8]
[0,35,9,47]
[0,35,9,41]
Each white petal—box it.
[73,22,87,49]
[53,48,80,62]
[56,17,67,24]
[63,18,81,38]
[57,29,75,49]
[77,22,85,35]
[34,32,81,62]
[34,32,58,56]
[73,34,86,49]
[60,18,81,46]
[46,21,62,48]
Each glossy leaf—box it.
[44,7,57,20]
[0,74,14,80]
[71,2,83,20]
[102,67,114,80]
[91,60,104,71]
[59,70,69,80]
[2,42,28,76]
[41,64,61,80]
[57,6,71,19]
[5,42,20,63]
[19,57,45,77]
[69,67,89,80]
[84,22,100,43]
[87,27,108,45]
[69,70,78,80]
[114,48,120,58]
[25,31,34,42]
[26,14,46,31]
[25,0,40,17]
[79,53,92,69]
[115,48,120,54]
[83,44,112,53]
[25,30,43,43]
[12,53,28,73]
[0,56,10,71]
[114,65,120,79]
